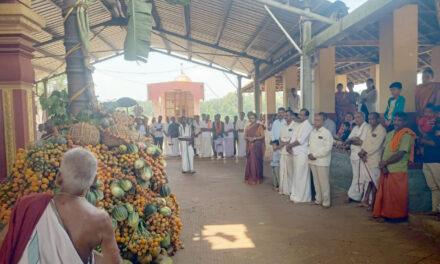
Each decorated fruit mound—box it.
[0,112,182,264]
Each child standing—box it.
[384,82,406,129]
[418,104,436,138]
[271,140,281,191]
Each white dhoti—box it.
[358,161,380,203]
[180,141,194,172]
[347,159,364,201]
[290,153,311,203]
[19,201,93,264]
[194,136,201,155]
[170,137,180,157]
[279,154,294,196]
[214,137,224,154]
[199,136,212,158]
[163,136,172,156]
[224,137,234,157]
[237,133,246,157]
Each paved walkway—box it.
[167,158,440,264]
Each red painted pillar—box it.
[0,1,45,178]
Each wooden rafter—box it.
[184,5,192,59]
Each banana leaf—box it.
[124,0,152,62]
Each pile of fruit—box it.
[0,108,183,263]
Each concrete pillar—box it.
[283,66,299,108]
[431,46,440,82]
[254,61,261,115]
[301,9,313,115]
[335,74,347,91]
[379,4,418,112]
[265,76,276,115]
[0,1,45,178]
[237,76,243,114]
[314,47,336,113]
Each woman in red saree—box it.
[244,113,266,184]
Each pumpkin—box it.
[134,159,145,170]
[137,254,153,264]
[86,191,97,205]
[138,179,150,190]
[160,233,171,248]
[50,136,67,145]
[146,146,156,156]
[112,218,118,230]
[119,144,127,153]
[159,206,171,217]
[93,189,104,201]
[112,205,128,222]
[125,202,134,213]
[159,185,171,197]
[127,144,138,154]
[156,197,166,204]
[144,204,158,216]
[111,182,125,199]
[127,212,139,228]
[120,179,133,192]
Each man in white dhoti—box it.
[0,148,121,264]
[152,116,164,150]
[199,114,212,158]
[345,112,372,202]
[279,110,296,196]
[168,117,181,157]
[357,112,386,208]
[236,112,248,158]
[288,109,313,203]
[271,107,286,190]
[193,115,202,156]
[308,113,334,208]
[224,116,235,158]
[179,117,195,173]
[212,114,225,158]
[163,117,172,156]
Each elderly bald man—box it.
[0,148,122,264]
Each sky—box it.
[93,0,368,102]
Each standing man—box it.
[199,114,212,158]
[236,112,248,158]
[233,115,239,155]
[153,116,164,150]
[179,117,195,173]
[346,112,372,203]
[287,109,313,203]
[415,67,440,115]
[374,112,416,220]
[308,113,334,208]
[271,108,286,190]
[163,117,172,156]
[358,112,387,208]
[224,116,235,158]
[279,110,296,196]
[288,88,301,114]
[323,113,337,136]
[420,112,440,214]
[193,115,202,156]
[167,117,180,157]
[212,114,225,158]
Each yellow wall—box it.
[314,47,335,113]
[282,66,298,108]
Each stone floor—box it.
[167,157,440,264]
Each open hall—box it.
[1,0,440,263]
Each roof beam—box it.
[215,0,234,45]
[304,0,410,54]
[152,26,271,64]
[150,48,249,78]
[151,0,171,53]
[184,5,192,59]
[255,0,335,24]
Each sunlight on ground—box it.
[200,224,256,250]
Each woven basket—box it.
[113,111,133,126]
[69,122,100,146]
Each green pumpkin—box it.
[93,189,104,201]
[137,167,152,182]
[127,144,138,154]
[112,205,128,222]
[86,191,97,205]
[119,144,127,153]
[112,218,118,230]
[134,159,145,170]
[159,185,171,197]
[138,179,150,190]
[159,206,171,217]
[161,233,171,248]
[120,179,133,192]
[143,204,158,216]
[127,212,139,228]
[125,202,134,213]
[50,136,67,145]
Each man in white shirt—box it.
[199,114,212,158]
[345,112,372,202]
[288,88,301,114]
[357,112,386,208]
[308,113,334,208]
[153,116,164,150]
[270,108,286,190]
[163,117,172,156]
[193,115,202,156]
[287,109,313,203]
[279,110,296,196]
[224,116,235,158]
[179,116,195,173]
[236,112,248,158]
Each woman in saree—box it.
[244,112,266,185]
